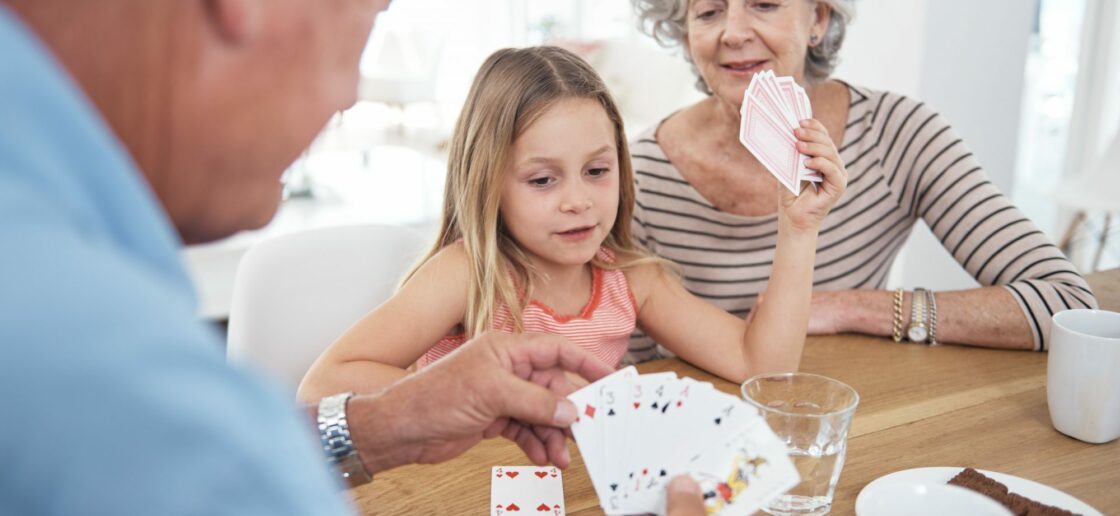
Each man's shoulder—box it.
[0,213,225,409]
[0,217,349,515]
[0,212,194,333]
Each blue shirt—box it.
[0,7,351,515]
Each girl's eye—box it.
[752,1,780,11]
[528,176,554,187]
[588,167,610,178]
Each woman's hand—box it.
[779,119,848,232]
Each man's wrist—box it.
[317,392,373,488]
[345,391,417,476]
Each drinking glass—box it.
[742,372,859,515]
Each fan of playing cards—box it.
[740,71,821,195]
[567,367,800,515]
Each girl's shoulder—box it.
[406,241,470,288]
[619,260,669,309]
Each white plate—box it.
[856,467,1101,516]
[856,483,1014,516]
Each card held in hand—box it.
[740,71,822,195]
[567,366,638,504]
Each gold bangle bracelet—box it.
[892,287,904,342]
[927,289,939,346]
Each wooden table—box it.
[355,269,1120,514]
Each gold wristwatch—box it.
[907,288,930,343]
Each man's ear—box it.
[203,0,262,44]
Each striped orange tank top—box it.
[417,251,638,369]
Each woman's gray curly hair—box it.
[633,0,855,92]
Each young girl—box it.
[298,46,847,402]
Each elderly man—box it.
[0,1,620,514]
[0,0,715,513]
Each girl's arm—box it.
[630,223,819,383]
[297,243,471,402]
[634,119,847,383]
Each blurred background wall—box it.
[186,0,1120,319]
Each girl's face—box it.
[685,0,825,110]
[500,98,621,275]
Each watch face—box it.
[908,326,928,342]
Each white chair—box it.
[226,224,429,395]
[1055,129,1120,271]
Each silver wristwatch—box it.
[907,288,929,343]
[318,392,372,488]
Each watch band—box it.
[892,288,904,342]
[318,392,373,488]
[908,288,929,343]
[926,289,939,346]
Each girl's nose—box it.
[560,191,593,213]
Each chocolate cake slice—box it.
[947,468,1078,516]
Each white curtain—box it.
[1063,0,1120,177]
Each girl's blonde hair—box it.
[406,46,669,338]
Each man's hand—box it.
[345,332,613,475]
[666,476,705,516]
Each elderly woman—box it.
[627,0,1097,359]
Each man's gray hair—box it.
[633,0,855,92]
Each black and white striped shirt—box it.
[628,83,1097,359]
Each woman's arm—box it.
[814,98,1097,350]
[809,287,1035,349]
[297,244,470,402]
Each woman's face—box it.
[685,0,828,110]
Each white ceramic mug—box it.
[1047,309,1120,444]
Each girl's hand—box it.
[779,119,848,232]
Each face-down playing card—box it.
[741,72,822,193]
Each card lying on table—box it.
[739,70,820,195]
[568,366,799,515]
[490,466,564,515]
